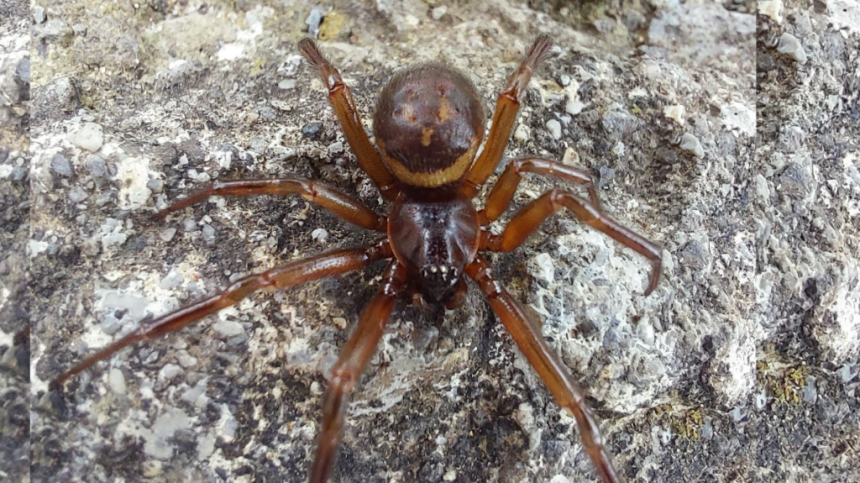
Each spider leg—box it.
[483,157,601,223]
[50,239,393,391]
[310,261,407,483]
[483,189,661,296]
[463,35,553,197]
[465,255,623,483]
[299,39,399,201]
[156,178,386,232]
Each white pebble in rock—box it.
[109,368,127,395]
[777,33,807,64]
[175,350,198,368]
[159,227,176,242]
[754,174,770,204]
[432,5,447,20]
[664,105,686,125]
[218,405,238,443]
[514,123,530,142]
[758,0,784,23]
[546,119,562,140]
[202,224,216,245]
[157,363,184,383]
[214,319,244,337]
[679,133,704,158]
[312,227,329,243]
[328,141,344,154]
[527,253,555,284]
[67,122,104,152]
[33,6,46,23]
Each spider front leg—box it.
[310,261,407,483]
[483,157,602,222]
[463,35,553,196]
[50,239,392,390]
[156,178,386,232]
[483,189,662,296]
[466,255,623,483]
[298,39,399,201]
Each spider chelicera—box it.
[51,35,662,483]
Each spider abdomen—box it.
[373,64,485,188]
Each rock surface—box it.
[0,2,32,483]
[20,1,858,483]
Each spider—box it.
[50,35,662,483]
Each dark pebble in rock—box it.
[15,57,30,84]
[598,166,615,189]
[68,186,88,202]
[50,153,73,177]
[147,178,164,193]
[85,154,107,178]
[302,121,323,140]
[10,166,27,182]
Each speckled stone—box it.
[25,2,855,483]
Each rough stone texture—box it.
[22,1,856,483]
[755,0,860,481]
[0,1,32,482]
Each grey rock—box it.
[305,8,324,37]
[15,57,29,84]
[26,2,851,483]
[67,122,104,152]
[50,153,73,177]
[146,178,164,193]
[213,319,244,338]
[85,154,106,177]
[159,227,176,242]
[777,33,808,64]
[302,121,323,140]
[328,141,344,154]
[32,77,78,119]
[201,224,216,245]
[68,186,88,202]
[159,271,184,290]
[679,133,704,158]
[601,108,639,139]
[37,19,73,42]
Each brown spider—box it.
[50,36,662,483]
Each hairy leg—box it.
[483,189,661,295]
[482,157,601,223]
[51,239,393,390]
[157,178,386,232]
[466,255,623,483]
[299,39,399,201]
[463,35,553,197]
[310,261,407,483]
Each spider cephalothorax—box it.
[51,36,662,483]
